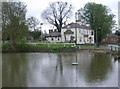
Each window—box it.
[84,35,88,37]
[58,37,60,41]
[91,31,94,35]
[79,37,81,42]
[79,30,81,33]
[51,37,53,41]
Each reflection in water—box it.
[86,53,112,84]
[2,52,118,87]
[55,54,63,75]
[2,53,28,87]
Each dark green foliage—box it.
[2,2,28,50]
[77,3,115,47]
[29,30,42,40]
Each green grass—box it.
[2,43,97,50]
[3,43,106,52]
[33,43,74,49]
[78,45,95,49]
[2,43,76,52]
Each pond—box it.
[2,51,118,87]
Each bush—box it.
[2,43,10,50]
[15,44,31,51]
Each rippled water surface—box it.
[2,51,118,87]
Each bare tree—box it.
[26,16,40,31]
[41,1,73,32]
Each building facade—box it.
[45,22,94,44]
[61,22,94,44]
[45,29,61,43]
[102,34,120,44]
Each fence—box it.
[107,45,120,51]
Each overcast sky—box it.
[22,0,119,32]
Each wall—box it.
[61,28,76,42]
[61,28,94,44]
[46,37,61,43]
[76,28,94,44]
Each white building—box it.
[45,29,61,43]
[61,22,94,44]
[118,1,120,30]
[45,22,94,44]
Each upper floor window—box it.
[84,35,88,37]
[91,31,94,35]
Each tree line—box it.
[2,1,117,50]
[2,2,43,50]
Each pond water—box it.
[2,51,118,87]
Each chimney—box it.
[51,29,53,32]
[49,29,54,33]
[54,29,57,32]
[49,29,51,33]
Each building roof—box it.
[45,32,61,37]
[106,34,120,38]
[64,30,74,34]
[62,22,91,29]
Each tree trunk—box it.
[9,36,16,51]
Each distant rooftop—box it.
[106,34,120,38]
[45,29,61,37]
[64,30,74,34]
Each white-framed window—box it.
[79,30,81,33]
[79,37,82,42]
[51,37,53,41]
[91,31,94,35]
[58,37,60,41]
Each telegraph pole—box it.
[75,12,77,46]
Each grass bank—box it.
[2,43,77,53]
[3,43,115,53]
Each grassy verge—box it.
[3,43,112,53]
[2,43,76,53]
[35,43,74,48]
[77,44,102,49]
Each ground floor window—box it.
[51,37,53,41]
[58,37,59,41]
[79,37,81,42]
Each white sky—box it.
[22,0,119,32]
